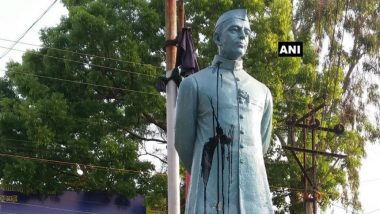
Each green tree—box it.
[0,0,168,210]
[291,0,380,213]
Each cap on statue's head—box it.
[215,9,249,30]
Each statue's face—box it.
[216,19,251,60]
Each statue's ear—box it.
[213,32,221,46]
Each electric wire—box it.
[0,69,161,96]
[0,45,160,78]
[0,134,165,156]
[0,113,120,131]
[0,152,165,176]
[0,140,340,197]
[1,144,335,195]
[269,185,337,198]
[0,0,58,60]
[0,145,329,195]
[0,37,163,70]
[0,138,98,155]
[0,2,357,205]
[0,109,135,131]
[0,109,165,145]
[0,138,168,178]
[1,66,360,120]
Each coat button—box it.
[240,144,244,148]
[239,114,244,119]
[235,77,240,81]
[240,130,244,134]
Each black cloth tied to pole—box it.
[156,28,199,92]
[176,28,199,77]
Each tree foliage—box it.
[291,0,380,212]
[0,0,379,213]
[0,0,167,211]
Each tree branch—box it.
[127,130,167,144]
[342,62,358,93]
[139,141,167,164]
[342,37,365,93]
[142,112,166,132]
[51,165,82,178]
[274,129,287,147]
[139,152,167,164]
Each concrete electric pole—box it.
[165,0,180,213]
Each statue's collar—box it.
[211,55,243,71]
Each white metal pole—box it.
[165,0,180,213]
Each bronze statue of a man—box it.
[175,9,274,214]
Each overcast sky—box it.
[0,1,379,214]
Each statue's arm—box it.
[261,88,273,154]
[175,76,198,172]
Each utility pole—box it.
[285,103,346,214]
[178,0,185,29]
[302,119,313,214]
[165,0,180,213]
[176,0,192,199]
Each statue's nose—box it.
[239,29,248,39]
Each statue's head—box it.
[213,9,251,60]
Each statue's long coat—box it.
[175,55,274,214]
